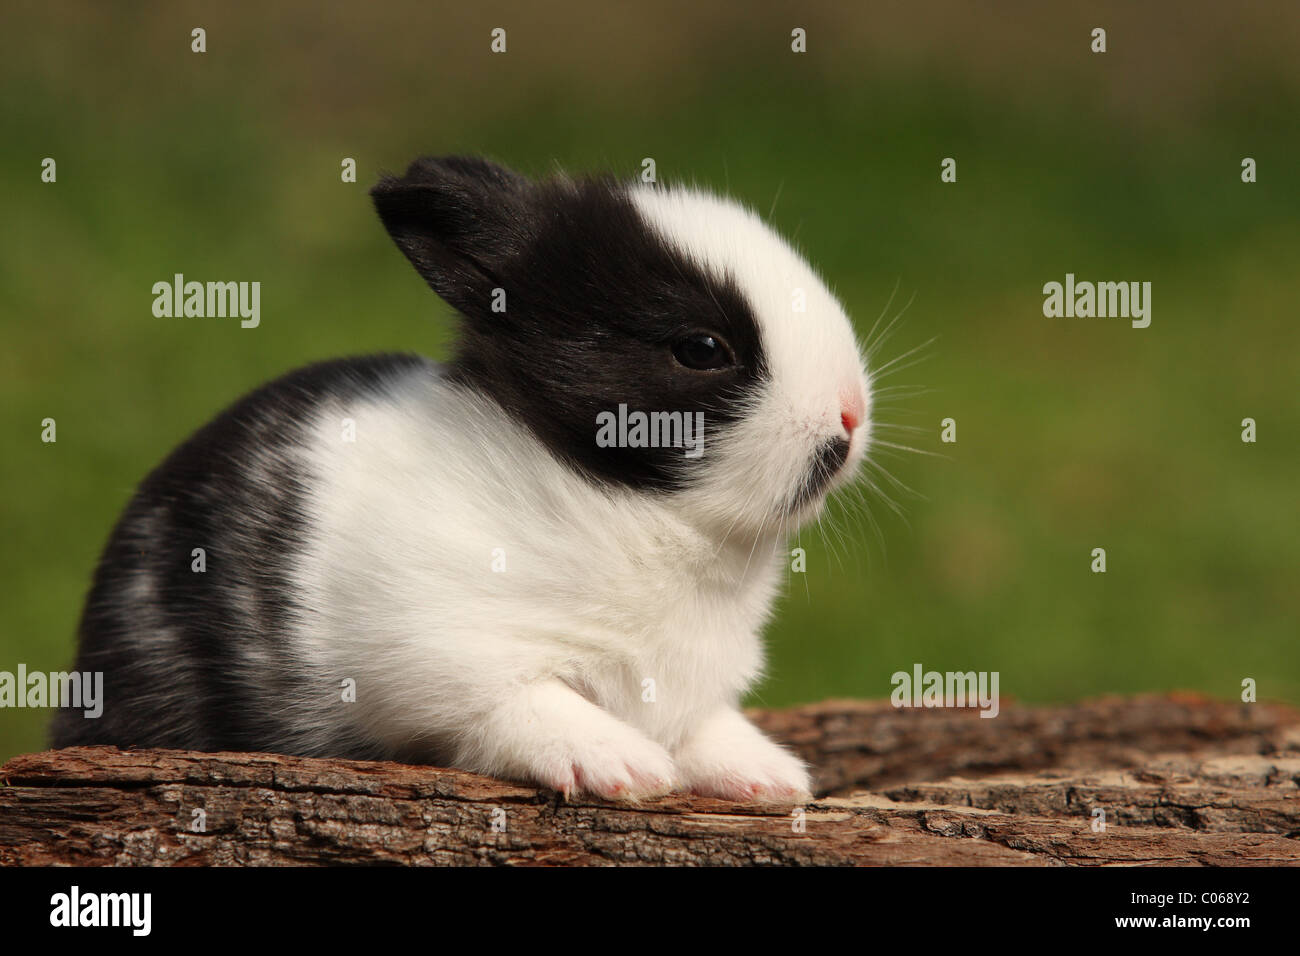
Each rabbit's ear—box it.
[371,156,536,315]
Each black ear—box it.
[371,156,536,316]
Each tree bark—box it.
[2,693,1296,866]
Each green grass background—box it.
[2,2,1297,762]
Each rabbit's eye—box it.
[671,332,734,371]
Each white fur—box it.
[629,186,871,537]
[286,187,870,802]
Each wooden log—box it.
[1,693,1296,866]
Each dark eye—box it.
[671,332,734,371]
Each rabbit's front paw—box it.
[676,708,812,804]
[538,727,677,802]
[467,679,677,802]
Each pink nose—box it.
[840,389,864,437]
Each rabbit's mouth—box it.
[784,437,854,515]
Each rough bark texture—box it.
[2,693,1297,866]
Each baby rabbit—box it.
[53,156,871,803]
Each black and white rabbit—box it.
[53,156,872,802]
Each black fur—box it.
[51,354,432,755]
[790,437,851,511]
[372,156,769,489]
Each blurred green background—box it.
[2,1,1297,763]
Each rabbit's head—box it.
[372,156,870,538]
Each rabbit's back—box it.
[50,353,436,756]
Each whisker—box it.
[869,438,948,460]
[871,422,929,434]
[865,289,918,360]
[872,383,933,395]
[856,471,909,522]
[767,179,785,220]
[862,458,927,502]
[860,277,901,352]
[871,335,938,379]
[849,484,887,557]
